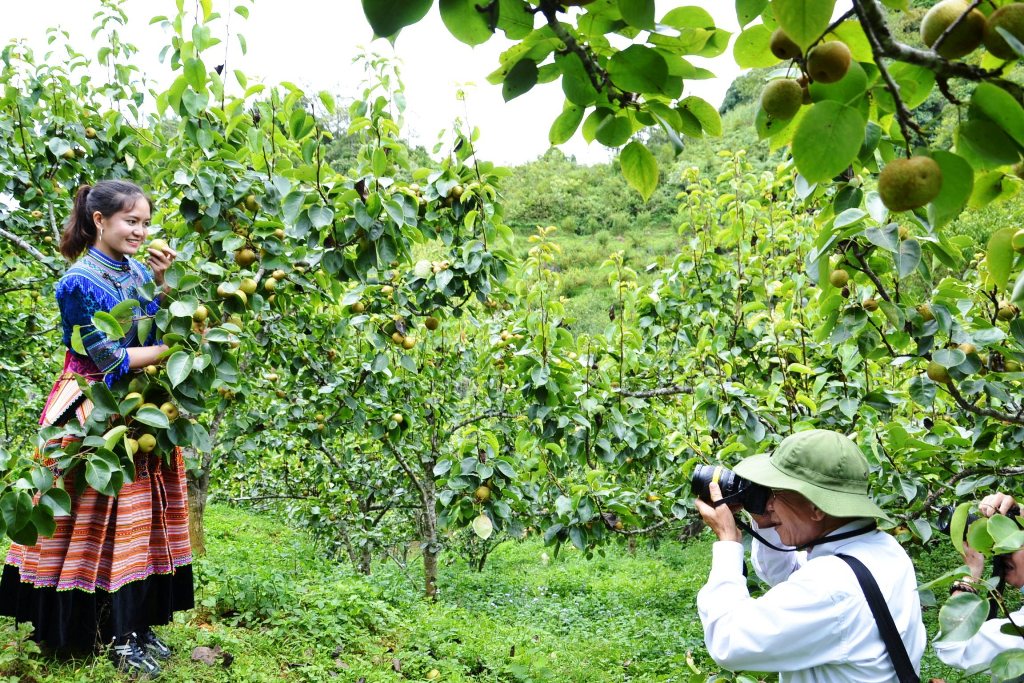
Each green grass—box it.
[0,505,1002,682]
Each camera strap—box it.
[836,554,920,683]
[735,519,877,552]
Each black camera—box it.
[691,464,772,515]
[936,504,1021,536]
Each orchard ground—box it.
[0,504,994,682]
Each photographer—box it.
[695,429,925,682]
[932,492,1024,679]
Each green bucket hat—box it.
[733,429,890,520]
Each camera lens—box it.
[691,464,772,515]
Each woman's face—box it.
[93,196,151,259]
[1005,548,1024,589]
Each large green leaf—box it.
[772,0,837,50]
[558,53,598,106]
[956,120,1021,170]
[497,0,533,39]
[440,0,493,46]
[607,45,668,95]
[618,0,655,30]
[92,311,126,340]
[987,227,1016,291]
[502,59,538,102]
[733,24,778,68]
[928,151,974,229]
[937,592,988,642]
[736,0,769,27]
[971,82,1024,149]
[166,351,193,388]
[135,406,170,430]
[679,96,722,136]
[791,101,865,183]
[361,0,432,39]
[895,238,921,279]
[620,141,658,201]
[549,102,585,145]
[992,650,1024,682]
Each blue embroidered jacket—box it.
[56,247,160,385]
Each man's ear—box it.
[808,504,827,522]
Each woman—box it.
[933,492,1024,681]
[0,180,193,677]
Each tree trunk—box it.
[359,544,373,575]
[421,477,438,600]
[186,456,209,557]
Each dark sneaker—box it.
[111,632,161,677]
[138,628,172,660]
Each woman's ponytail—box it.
[59,185,96,261]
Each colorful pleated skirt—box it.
[0,355,194,649]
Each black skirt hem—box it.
[0,563,195,650]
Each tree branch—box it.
[617,384,693,398]
[906,465,1024,520]
[854,0,997,82]
[444,411,516,439]
[0,227,60,273]
[945,381,1024,426]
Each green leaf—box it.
[679,96,722,136]
[103,425,129,451]
[607,45,668,95]
[471,512,493,539]
[895,238,921,279]
[71,326,86,355]
[439,0,493,46]
[971,82,1024,149]
[0,490,32,533]
[184,58,206,91]
[585,110,632,147]
[85,458,112,494]
[928,151,974,229]
[733,24,778,68]
[135,406,170,430]
[502,59,538,102]
[791,101,865,183]
[361,0,432,38]
[736,0,769,27]
[166,351,193,388]
[947,503,972,555]
[986,228,1015,291]
[937,592,988,642]
[549,102,585,145]
[308,205,334,228]
[558,53,598,106]
[497,0,534,39]
[39,488,72,517]
[31,505,56,538]
[92,311,126,340]
[618,0,655,30]
[991,650,1024,682]
[772,0,837,50]
[109,299,140,321]
[620,141,659,201]
[956,120,1021,170]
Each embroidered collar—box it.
[86,247,132,273]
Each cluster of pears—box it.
[921,0,1024,59]
[759,30,852,121]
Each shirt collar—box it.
[806,518,878,559]
[87,246,132,273]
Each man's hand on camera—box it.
[979,492,1018,517]
[695,481,742,543]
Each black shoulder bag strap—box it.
[836,554,920,683]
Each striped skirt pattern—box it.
[0,357,194,647]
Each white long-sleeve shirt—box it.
[697,521,926,682]
[933,601,1024,681]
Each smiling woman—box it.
[0,180,192,677]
